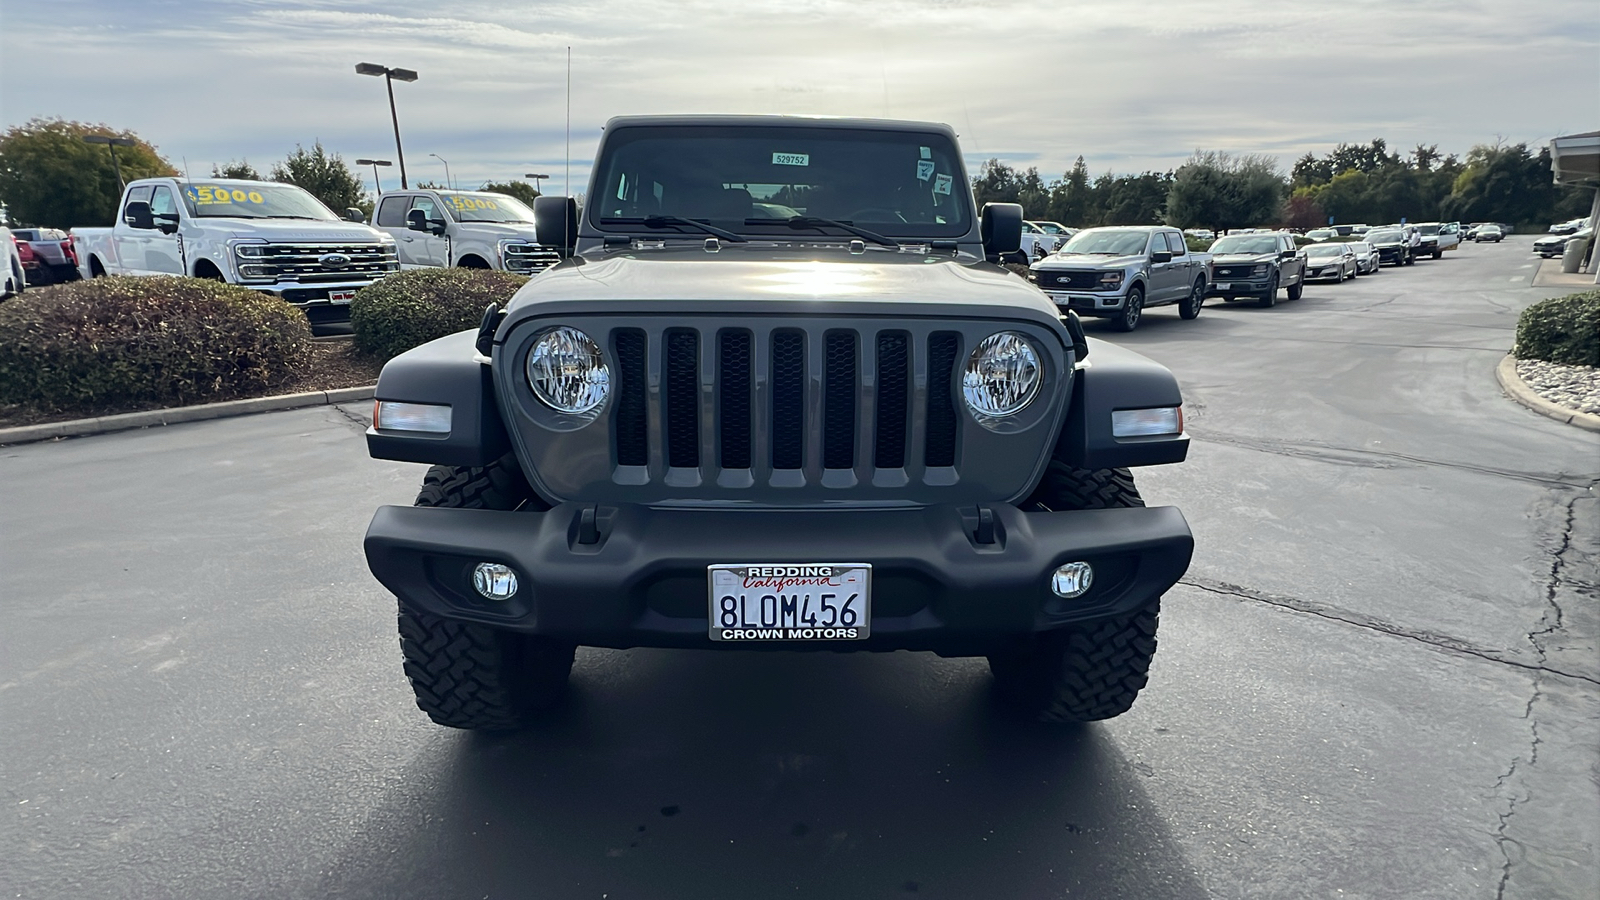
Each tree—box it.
[1328,139,1396,175]
[212,160,261,179]
[270,142,365,214]
[0,118,176,228]
[479,180,539,204]
[1047,156,1093,225]
[1291,152,1333,189]
[1441,143,1589,226]
[1282,189,1326,230]
[1165,151,1285,233]
[971,158,1023,206]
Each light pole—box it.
[82,134,135,192]
[356,158,392,196]
[355,62,418,188]
[429,153,453,190]
[524,172,549,196]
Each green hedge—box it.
[1514,289,1600,366]
[350,269,529,361]
[0,276,311,412]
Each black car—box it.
[361,115,1194,731]
[1367,226,1416,266]
[1205,231,1306,307]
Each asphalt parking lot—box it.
[2,236,1595,899]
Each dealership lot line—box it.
[1,237,1594,899]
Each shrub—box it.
[1514,289,1600,366]
[0,276,311,412]
[350,269,529,361]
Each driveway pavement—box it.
[1,236,1594,899]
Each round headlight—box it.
[526,326,610,415]
[962,332,1042,418]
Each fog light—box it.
[1051,562,1094,598]
[472,562,518,600]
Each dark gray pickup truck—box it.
[362,115,1194,730]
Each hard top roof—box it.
[602,114,958,138]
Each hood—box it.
[456,221,542,241]
[504,245,1062,323]
[196,217,389,243]
[1210,253,1277,264]
[1034,252,1144,269]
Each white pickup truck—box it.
[71,177,399,329]
[370,189,561,274]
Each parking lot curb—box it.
[1495,355,1600,433]
[0,386,377,447]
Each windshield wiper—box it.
[600,215,748,243]
[771,216,899,248]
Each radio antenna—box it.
[182,156,192,181]
[565,45,572,253]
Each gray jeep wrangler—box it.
[362,116,1194,730]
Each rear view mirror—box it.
[534,196,579,256]
[979,202,1023,260]
[124,201,154,230]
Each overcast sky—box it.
[2,0,1595,198]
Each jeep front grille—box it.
[610,324,960,482]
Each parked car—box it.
[371,189,562,274]
[1029,225,1212,330]
[1303,242,1358,281]
[1548,219,1585,235]
[1366,225,1417,266]
[1031,220,1077,246]
[1205,231,1306,307]
[1347,240,1381,274]
[1303,228,1336,242]
[2,227,25,299]
[1472,224,1504,243]
[1018,220,1058,261]
[1534,227,1592,258]
[1414,222,1461,258]
[362,113,1196,731]
[9,227,79,284]
[1183,228,1215,242]
[15,234,46,285]
[71,178,399,330]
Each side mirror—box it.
[980,202,1023,259]
[406,208,429,232]
[344,207,367,224]
[1279,249,1296,259]
[1150,250,1173,264]
[124,201,154,230]
[535,195,579,256]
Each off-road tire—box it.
[398,453,573,731]
[997,463,1158,722]
[1178,278,1204,320]
[1257,274,1278,308]
[1114,286,1144,332]
[1287,277,1303,301]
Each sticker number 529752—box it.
[772,152,810,167]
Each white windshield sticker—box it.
[920,146,931,159]
[772,152,810,167]
[933,173,953,195]
[916,160,936,181]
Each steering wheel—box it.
[843,208,906,223]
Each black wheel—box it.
[1286,276,1303,301]
[89,257,107,278]
[398,453,574,731]
[1114,285,1143,332]
[1257,274,1278,308]
[992,463,1159,723]
[1432,248,1442,259]
[1178,278,1204,320]
[28,264,53,287]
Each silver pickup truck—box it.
[1027,225,1212,331]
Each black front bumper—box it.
[1376,246,1409,264]
[364,502,1194,656]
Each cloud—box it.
[2,0,1595,194]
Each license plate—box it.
[708,563,870,641]
[1213,282,1231,290]
[328,289,356,304]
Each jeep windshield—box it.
[1209,235,1279,254]
[180,182,338,220]
[1057,229,1150,256]
[438,191,536,223]
[590,124,971,239]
